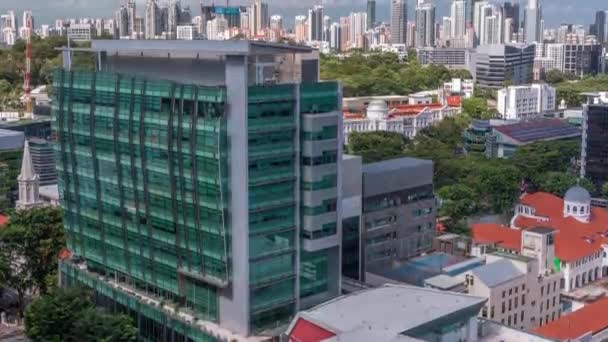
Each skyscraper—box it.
[595,10,608,44]
[350,12,368,49]
[307,5,324,42]
[502,2,520,32]
[467,0,482,26]
[391,0,408,44]
[114,5,129,38]
[167,0,180,38]
[55,40,343,340]
[294,15,307,42]
[367,0,376,29]
[248,0,269,37]
[524,0,542,43]
[330,22,342,51]
[416,0,436,48]
[145,0,160,39]
[450,0,466,42]
[127,0,136,37]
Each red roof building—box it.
[534,297,608,341]
[472,187,608,293]
[0,214,8,226]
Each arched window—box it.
[574,206,578,214]
[580,206,585,214]
[567,205,570,213]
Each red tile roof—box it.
[446,95,462,107]
[534,297,608,341]
[0,214,8,226]
[289,318,335,342]
[391,103,444,116]
[475,191,608,262]
[58,248,72,261]
[471,224,522,251]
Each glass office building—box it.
[53,40,342,341]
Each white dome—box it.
[366,100,389,121]
[563,186,592,223]
[564,186,591,203]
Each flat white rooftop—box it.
[297,284,486,338]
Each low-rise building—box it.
[343,100,460,143]
[360,158,436,279]
[440,78,475,102]
[534,297,608,341]
[417,47,472,69]
[466,244,562,331]
[67,23,93,42]
[287,284,487,342]
[497,83,557,120]
[470,44,535,89]
[486,119,581,158]
[473,186,608,296]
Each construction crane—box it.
[24,15,33,116]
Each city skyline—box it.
[1,0,606,28]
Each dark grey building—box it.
[564,44,602,77]
[595,10,607,45]
[581,98,608,193]
[360,157,436,280]
[341,155,363,281]
[470,43,535,89]
[28,138,57,186]
[502,2,520,32]
[367,0,376,29]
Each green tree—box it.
[475,163,521,214]
[437,184,477,221]
[347,131,409,163]
[461,97,493,119]
[0,207,66,313]
[538,172,594,197]
[512,140,580,187]
[25,287,137,342]
[602,183,608,199]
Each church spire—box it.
[18,140,35,181]
[16,139,41,210]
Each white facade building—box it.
[343,99,460,143]
[442,78,475,99]
[176,25,197,40]
[497,83,556,120]
[67,23,93,42]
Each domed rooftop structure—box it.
[366,100,389,121]
[563,186,592,223]
[564,186,591,203]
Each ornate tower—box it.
[16,140,42,210]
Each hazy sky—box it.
[0,0,605,28]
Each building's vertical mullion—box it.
[167,84,183,273]
[67,71,85,259]
[90,71,107,272]
[114,76,133,276]
[56,70,76,253]
[140,81,157,286]
[190,89,204,275]
[176,86,191,272]
[131,80,146,283]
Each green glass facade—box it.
[53,62,341,340]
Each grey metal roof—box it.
[362,157,433,175]
[424,274,466,290]
[471,259,525,288]
[298,284,486,338]
[564,186,591,203]
[78,40,313,57]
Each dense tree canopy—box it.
[0,207,66,315]
[321,52,471,97]
[346,115,585,233]
[552,74,608,106]
[25,287,137,342]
